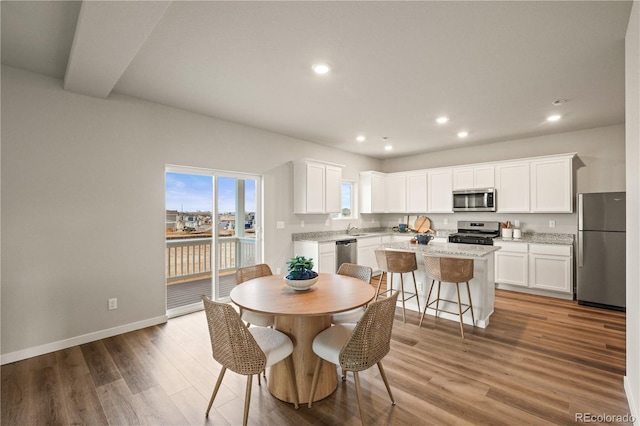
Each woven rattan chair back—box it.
[423,256,473,283]
[236,263,273,284]
[339,291,399,372]
[375,250,417,273]
[201,296,266,376]
[337,263,373,283]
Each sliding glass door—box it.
[165,166,262,316]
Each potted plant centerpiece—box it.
[284,256,319,291]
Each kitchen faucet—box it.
[346,223,358,235]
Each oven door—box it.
[452,188,496,212]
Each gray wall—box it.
[625,1,640,419]
[0,66,381,359]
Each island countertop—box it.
[380,241,501,258]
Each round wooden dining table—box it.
[229,273,375,404]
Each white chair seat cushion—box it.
[331,308,364,324]
[241,310,275,327]
[312,324,357,365]
[250,327,293,367]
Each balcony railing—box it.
[165,236,256,284]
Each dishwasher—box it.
[335,239,357,272]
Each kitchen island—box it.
[380,241,501,328]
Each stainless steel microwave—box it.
[452,188,497,212]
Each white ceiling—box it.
[1,1,632,159]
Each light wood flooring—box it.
[1,284,630,425]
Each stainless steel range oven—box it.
[448,221,501,245]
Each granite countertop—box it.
[381,241,500,258]
[494,232,573,245]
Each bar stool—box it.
[420,255,475,339]
[374,249,420,323]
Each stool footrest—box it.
[425,299,472,316]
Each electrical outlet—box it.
[398,217,403,223]
[276,221,285,229]
[514,220,520,228]
[416,281,423,292]
[300,220,304,227]
[108,298,118,310]
[443,218,449,225]
[325,219,330,226]
[276,267,281,274]
[549,220,556,228]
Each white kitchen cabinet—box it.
[406,171,428,212]
[360,171,386,213]
[494,242,528,287]
[385,173,407,213]
[293,160,344,214]
[530,156,573,213]
[356,236,383,274]
[452,165,495,190]
[294,241,336,273]
[427,168,453,213]
[495,162,530,212]
[528,244,572,293]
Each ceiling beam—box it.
[64,1,171,99]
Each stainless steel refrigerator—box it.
[577,192,626,310]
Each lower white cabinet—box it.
[495,241,573,296]
[294,241,336,274]
[356,236,383,274]
[528,244,572,292]
[494,242,528,287]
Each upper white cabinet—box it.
[385,173,407,213]
[495,162,530,212]
[406,171,428,213]
[293,160,343,214]
[360,171,386,213]
[452,165,495,190]
[427,168,453,213]
[530,156,573,213]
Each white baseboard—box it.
[624,376,639,425]
[0,315,168,365]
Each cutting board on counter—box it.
[413,216,435,234]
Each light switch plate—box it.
[549,220,556,228]
[276,221,285,229]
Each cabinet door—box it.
[406,172,428,212]
[371,173,386,213]
[474,166,495,188]
[356,237,382,273]
[318,242,336,273]
[325,165,342,213]
[495,162,530,212]
[305,162,325,213]
[495,251,528,286]
[428,169,453,213]
[385,173,407,213]
[453,168,474,190]
[528,254,571,293]
[530,158,572,213]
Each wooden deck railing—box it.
[165,236,256,283]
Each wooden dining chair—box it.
[331,263,373,324]
[235,264,275,327]
[308,291,399,424]
[201,296,299,426]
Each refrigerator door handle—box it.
[578,231,584,268]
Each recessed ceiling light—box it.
[356,135,366,142]
[457,131,468,138]
[384,145,393,151]
[312,63,331,74]
[436,116,449,124]
[547,114,562,122]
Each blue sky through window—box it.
[166,173,256,212]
